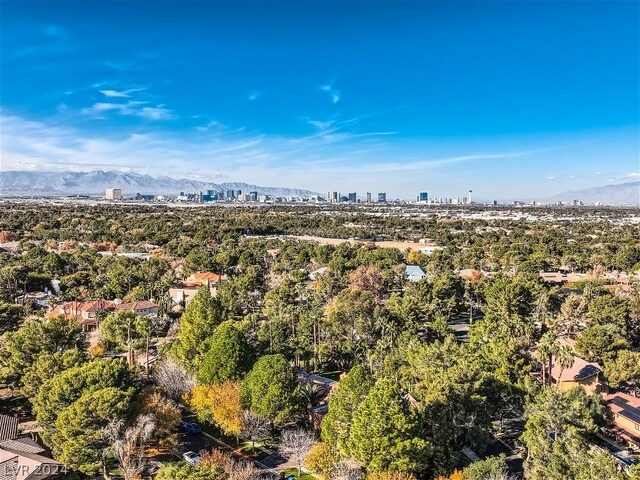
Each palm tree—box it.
[555,345,575,387]
[535,332,558,387]
[300,383,323,423]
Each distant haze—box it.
[0,170,638,205]
[0,170,319,197]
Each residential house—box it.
[550,353,606,395]
[46,299,115,331]
[169,272,226,309]
[0,415,64,479]
[46,299,158,331]
[14,292,50,308]
[539,270,639,289]
[187,272,225,287]
[603,392,640,446]
[114,300,158,317]
[294,368,337,428]
[405,265,427,282]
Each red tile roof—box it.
[114,300,158,311]
[188,272,223,284]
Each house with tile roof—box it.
[186,272,226,287]
[0,416,18,442]
[549,338,606,395]
[534,336,608,394]
[0,415,64,480]
[114,300,158,317]
[603,392,640,446]
[46,298,158,331]
[169,272,227,309]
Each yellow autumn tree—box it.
[304,442,337,479]
[190,381,243,437]
[367,471,417,480]
[435,470,464,480]
[140,389,182,452]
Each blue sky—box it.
[1,0,638,199]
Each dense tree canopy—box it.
[1,202,639,479]
[198,321,252,384]
[0,316,87,386]
[348,378,431,474]
[242,354,300,424]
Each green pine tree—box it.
[198,321,252,384]
[242,354,299,424]
[348,378,431,474]
[321,364,373,455]
[171,286,222,371]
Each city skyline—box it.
[1,1,639,199]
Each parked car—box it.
[180,421,202,434]
[183,451,201,465]
[613,452,635,467]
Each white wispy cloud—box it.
[100,90,129,98]
[627,172,639,178]
[89,102,127,112]
[307,119,335,130]
[248,90,261,101]
[81,101,173,120]
[99,88,145,98]
[546,176,556,180]
[196,120,225,132]
[138,106,173,120]
[2,108,596,198]
[320,83,341,104]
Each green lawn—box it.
[283,467,317,480]
[236,441,269,461]
[315,370,342,381]
[198,422,270,460]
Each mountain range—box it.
[543,181,639,206]
[0,170,320,197]
[0,170,638,205]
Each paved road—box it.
[178,431,282,477]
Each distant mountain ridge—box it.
[0,170,320,197]
[544,181,639,206]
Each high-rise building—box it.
[377,192,386,203]
[348,192,357,203]
[468,190,472,204]
[105,188,122,200]
[418,192,428,202]
[366,192,372,203]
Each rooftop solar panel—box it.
[611,397,629,409]
[620,408,640,425]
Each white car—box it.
[183,451,201,465]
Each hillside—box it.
[0,170,319,197]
